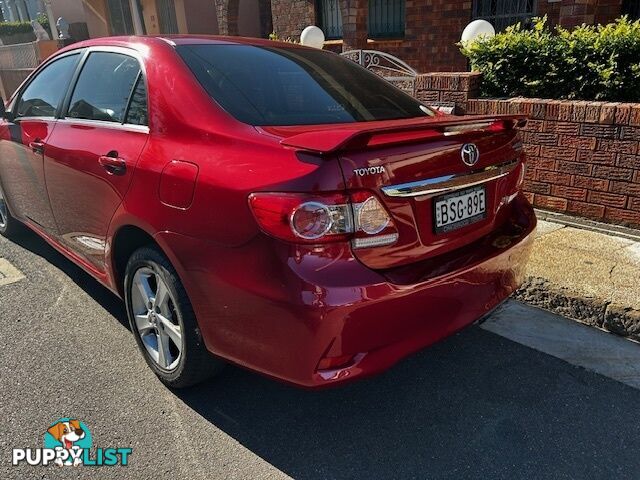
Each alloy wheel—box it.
[131,267,183,371]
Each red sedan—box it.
[0,36,535,388]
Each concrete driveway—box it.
[1,229,640,480]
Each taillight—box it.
[349,190,399,249]
[248,191,398,248]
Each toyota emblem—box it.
[461,144,480,167]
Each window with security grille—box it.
[623,0,640,19]
[368,0,405,39]
[107,0,146,35]
[157,0,179,34]
[317,0,343,39]
[107,0,134,35]
[473,0,536,32]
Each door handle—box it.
[98,152,126,175]
[29,139,44,154]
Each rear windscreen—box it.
[176,44,434,126]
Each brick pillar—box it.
[413,72,482,114]
[340,0,367,51]
[215,0,239,36]
[270,0,315,39]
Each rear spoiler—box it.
[280,115,527,154]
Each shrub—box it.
[268,31,297,43]
[0,18,51,40]
[459,16,640,102]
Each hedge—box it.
[459,16,640,102]
[0,17,50,39]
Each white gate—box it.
[340,49,417,94]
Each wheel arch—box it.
[110,224,160,296]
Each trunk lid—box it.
[263,115,527,270]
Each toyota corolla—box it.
[0,36,535,388]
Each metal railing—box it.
[0,41,41,99]
[0,41,39,70]
[340,49,417,94]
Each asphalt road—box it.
[1,228,640,480]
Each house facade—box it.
[271,0,640,73]
[4,1,637,73]
[82,0,640,73]
[1,0,90,40]
[81,0,272,39]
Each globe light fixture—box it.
[461,19,496,43]
[300,26,325,49]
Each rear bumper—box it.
[156,194,536,388]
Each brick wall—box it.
[372,0,470,73]
[468,98,640,228]
[271,0,315,39]
[414,72,481,113]
[412,74,640,229]
[552,0,623,30]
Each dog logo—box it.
[461,143,480,167]
[44,418,92,466]
[12,417,132,467]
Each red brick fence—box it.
[412,73,640,229]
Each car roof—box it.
[58,35,308,54]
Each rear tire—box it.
[0,182,22,239]
[124,246,224,388]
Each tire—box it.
[124,245,224,388]
[0,181,22,239]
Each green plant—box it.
[35,13,51,37]
[268,31,297,43]
[0,17,51,39]
[0,21,37,37]
[459,16,640,102]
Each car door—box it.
[44,48,149,272]
[0,52,81,233]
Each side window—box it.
[473,0,535,32]
[124,75,147,126]
[317,0,343,40]
[68,52,141,123]
[368,0,405,39]
[15,54,80,118]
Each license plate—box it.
[433,186,486,233]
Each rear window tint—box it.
[177,44,433,126]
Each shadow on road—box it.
[176,328,640,480]
[10,227,128,329]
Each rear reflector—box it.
[353,233,399,249]
[317,354,355,370]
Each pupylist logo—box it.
[12,418,132,467]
